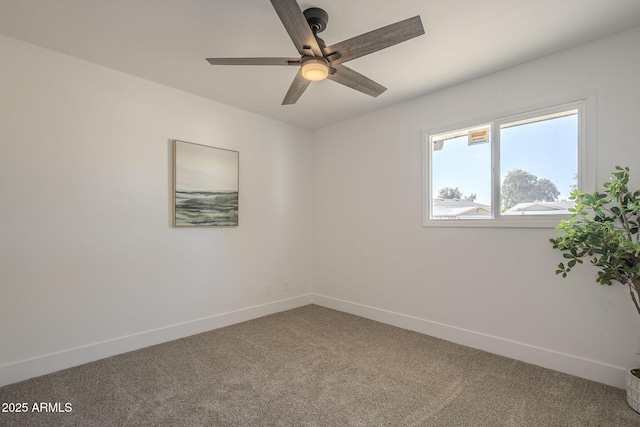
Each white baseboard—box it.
[2,293,627,390]
[312,294,627,389]
[0,294,313,387]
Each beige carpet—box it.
[0,304,638,426]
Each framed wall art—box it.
[173,140,239,227]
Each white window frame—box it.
[422,94,595,228]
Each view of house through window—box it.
[427,104,580,223]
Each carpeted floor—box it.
[1,304,638,426]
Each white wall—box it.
[0,35,313,386]
[312,27,640,389]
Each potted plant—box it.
[549,166,640,412]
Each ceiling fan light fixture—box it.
[301,58,329,81]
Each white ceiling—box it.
[1,0,640,130]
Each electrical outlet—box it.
[283,280,290,292]
[265,283,272,296]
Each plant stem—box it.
[618,192,633,241]
[630,279,640,316]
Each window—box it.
[424,99,591,227]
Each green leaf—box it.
[550,167,640,296]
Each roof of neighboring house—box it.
[503,200,574,215]
[432,199,575,218]
[432,198,491,219]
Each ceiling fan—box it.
[206,0,425,105]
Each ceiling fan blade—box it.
[282,70,312,105]
[324,16,424,65]
[328,65,387,98]
[206,57,301,66]
[270,0,323,57]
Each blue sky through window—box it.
[431,114,578,207]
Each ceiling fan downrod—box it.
[303,7,328,36]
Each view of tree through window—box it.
[437,187,477,201]
[499,111,577,215]
[427,104,580,222]
[500,169,560,211]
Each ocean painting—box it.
[173,140,239,227]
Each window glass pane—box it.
[431,128,491,219]
[499,112,578,215]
